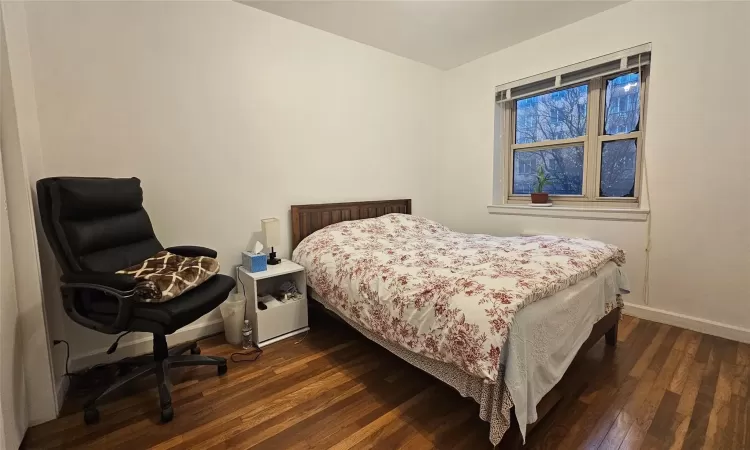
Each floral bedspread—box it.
[292,214,625,382]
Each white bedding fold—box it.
[505,261,629,440]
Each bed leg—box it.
[605,321,618,347]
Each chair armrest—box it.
[166,245,217,258]
[62,272,139,293]
[61,272,139,330]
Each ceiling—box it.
[242,1,625,70]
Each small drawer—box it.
[256,298,308,344]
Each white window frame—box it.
[501,67,649,205]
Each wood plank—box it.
[561,376,635,450]
[328,386,438,450]
[356,385,458,449]
[720,394,741,450]
[613,320,660,385]
[646,390,680,444]
[531,399,589,450]
[138,353,374,449]
[731,393,750,450]
[731,364,749,398]
[736,343,750,366]
[599,359,661,448]
[683,344,721,449]
[667,416,694,450]
[282,372,430,450]
[32,337,353,448]
[321,211,331,228]
[397,398,478,449]
[170,359,385,450]
[616,326,683,449]
[715,337,739,365]
[677,361,706,417]
[242,371,426,450]
[629,323,670,378]
[669,331,703,394]
[702,359,734,449]
[640,433,665,450]
[694,335,713,364]
[617,316,639,343]
[575,376,638,450]
[24,315,750,450]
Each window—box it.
[516,158,534,175]
[496,46,650,204]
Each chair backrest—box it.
[37,177,163,273]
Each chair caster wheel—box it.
[218,363,228,376]
[190,345,201,355]
[84,407,100,425]
[160,405,174,423]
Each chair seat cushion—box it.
[86,274,236,333]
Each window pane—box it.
[513,146,584,195]
[604,73,640,135]
[600,139,636,197]
[515,85,588,144]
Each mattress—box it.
[310,261,629,444]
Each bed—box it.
[290,199,628,448]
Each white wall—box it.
[1,2,59,425]
[439,2,750,337]
[0,133,27,450]
[0,19,27,444]
[22,1,442,367]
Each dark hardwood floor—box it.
[24,313,749,449]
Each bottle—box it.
[241,319,253,350]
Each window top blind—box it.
[495,43,651,103]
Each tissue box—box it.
[242,251,267,273]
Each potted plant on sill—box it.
[530,166,550,204]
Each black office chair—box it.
[36,177,236,424]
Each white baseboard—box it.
[55,375,70,416]
[624,302,750,344]
[258,327,309,348]
[69,318,225,371]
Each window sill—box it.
[487,204,649,222]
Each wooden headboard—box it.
[291,199,411,250]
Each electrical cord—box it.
[106,331,132,354]
[294,330,309,345]
[230,265,264,363]
[236,265,248,299]
[53,339,111,380]
[637,53,652,306]
[230,346,263,363]
[53,339,72,377]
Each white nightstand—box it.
[237,260,309,347]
